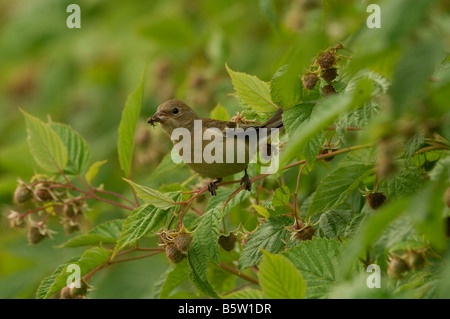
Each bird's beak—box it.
[147,110,167,126]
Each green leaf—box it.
[272,186,290,207]
[84,160,108,185]
[186,205,223,295]
[223,289,264,299]
[124,178,175,209]
[226,64,278,114]
[21,110,68,172]
[188,245,219,299]
[206,187,250,213]
[408,179,447,251]
[391,38,443,115]
[58,219,124,248]
[283,238,345,299]
[251,204,270,218]
[118,70,145,177]
[49,121,92,175]
[39,247,110,299]
[113,205,167,256]
[318,210,352,239]
[281,78,373,167]
[338,199,409,279]
[154,260,189,299]
[36,257,79,299]
[239,216,291,269]
[379,164,422,199]
[281,103,314,137]
[210,103,230,121]
[307,164,373,217]
[259,250,306,299]
[270,65,302,109]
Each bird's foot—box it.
[240,171,252,191]
[207,178,222,196]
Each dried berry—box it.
[295,225,315,242]
[218,234,237,251]
[174,233,192,253]
[63,220,80,234]
[365,192,387,209]
[63,204,77,218]
[14,184,33,204]
[319,147,338,162]
[320,67,338,83]
[165,243,186,263]
[404,249,426,270]
[34,185,52,202]
[322,84,336,96]
[387,255,409,279]
[301,73,319,90]
[317,51,335,69]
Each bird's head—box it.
[147,100,199,135]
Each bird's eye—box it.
[172,108,179,114]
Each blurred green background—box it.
[1,0,446,298]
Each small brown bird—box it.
[148,100,283,195]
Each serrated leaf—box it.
[124,179,175,209]
[190,205,223,272]
[379,164,422,199]
[210,103,230,121]
[188,245,219,299]
[40,247,110,299]
[307,164,373,217]
[339,199,409,279]
[259,250,306,299]
[49,121,92,175]
[58,219,123,248]
[283,238,344,299]
[226,64,278,114]
[282,103,315,137]
[118,70,145,177]
[281,78,373,166]
[318,210,352,239]
[251,204,270,218]
[36,257,79,299]
[206,187,250,213]
[272,186,290,207]
[85,160,108,185]
[113,205,167,256]
[21,110,68,172]
[154,260,189,299]
[238,216,291,269]
[223,288,264,299]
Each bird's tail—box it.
[260,108,284,129]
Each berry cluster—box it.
[301,43,350,97]
[158,227,193,263]
[9,178,86,244]
[387,248,427,279]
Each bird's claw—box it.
[207,178,222,196]
[240,172,252,191]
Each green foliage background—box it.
[0,0,449,299]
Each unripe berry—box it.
[320,67,338,83]
[14,184,33,204]
[387,255,409,279]
[302,73,319,90]
[218,234,237,251]
[365,192,387,210]
[174,233,192,253]
[165,243,186,263]
[404,250,426,270]
[322,84,336,96]
[34,185,52,202]
[295,225,315,242]
[317,51,335,69]
[27,224,46,245]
